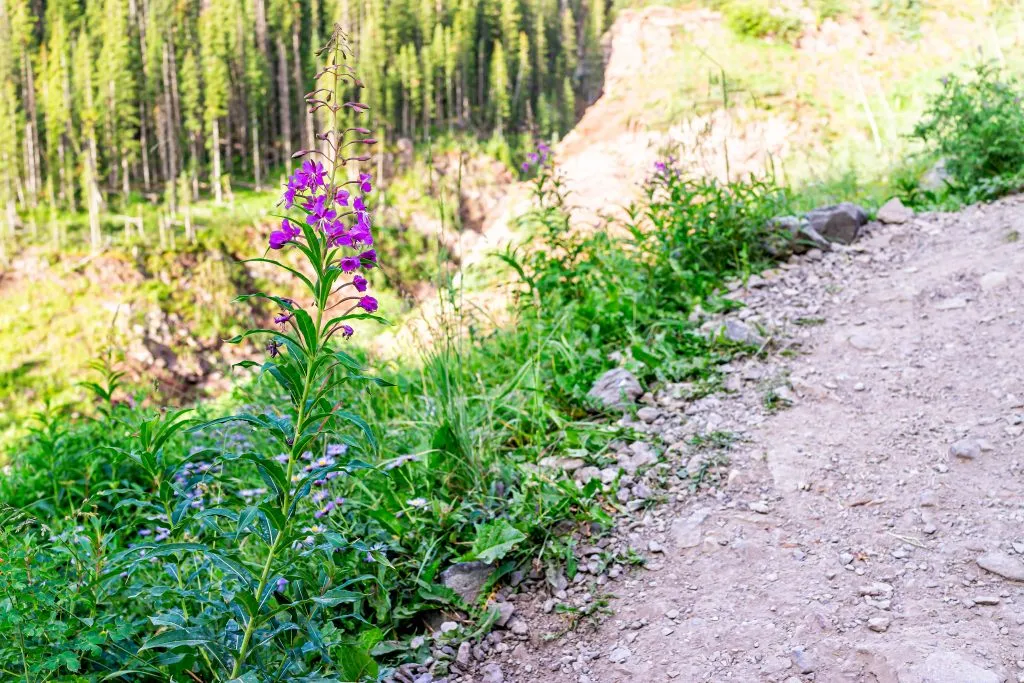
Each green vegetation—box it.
[6,1,1024,680]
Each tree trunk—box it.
[252,115,262,190]
[292,24,314,151]
[211,118,223,204]
[87,137,102,253]
[276,37,292,159]
[162,41,178,210]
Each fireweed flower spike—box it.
[186,26,393,680]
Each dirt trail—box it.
[479,199,1024,682]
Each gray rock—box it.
[608,646,631,664]
[479,663,505,683]
[980,271,1009,292]
[722,319,766,346]
[617,441,657,475]
[977,551,1024,581]
[455,641,471,667]
[949,439,980,460]
[767,216,833,255]
[877,197,913,224]
[574,466,601,485]
[913,651,999,683]
[440,562,493,603]
[493,602,516,627]
[867,616,890,632]
[670,507,711,548]
[538,456,586,471]
[791,646,817,674]
[440,620,459,634]
[508,616,529,636]
[849,330,883,351]
[636,406,661,423]
[805,202,868,245]
[588,368,643,409]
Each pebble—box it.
[608,646,631,664]
[456,641,471,667]
[974,595,1000,605]
[868,617,891,632]
[479,663,505,683]
[949,438,981,460]
[977,551,1024,581]
[749,501,771,514]
[790,646,817,674]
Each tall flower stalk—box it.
[163,25,391,679]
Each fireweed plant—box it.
[111,27,393,681]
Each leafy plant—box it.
[913,64,1024,202]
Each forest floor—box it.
[454,196,1024,682]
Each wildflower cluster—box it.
[520,140,552,175]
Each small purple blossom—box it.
[269,218,301,250]
[341,324,354,338]
[359,172,373,193]
[266,340,281,358]
[352,274,368,292]
[274,312,293,326]
[359,249,377,267]
[302,160,327,189]
[339,256,360,272]
[358,296,378,313]
[275,577,288,592]
[336,188,350,206]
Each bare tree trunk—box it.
[276,37,292,159]
[252,116,262,190]
[87,138,103,253]
[211,118,223,204]
[292,25,314,151]
[162,41,178,210]
[22,57,41,206]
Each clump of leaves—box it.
[913,64,1024,202]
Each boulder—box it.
[588,368,643,409]
[804,202,868,245]
[877,197,913,224]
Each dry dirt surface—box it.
[456,198,1024,683]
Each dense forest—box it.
[0,0,609,249]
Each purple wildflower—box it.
[274,312,293,326]
[302,160,328,189]
[359,249,377,267]
[352,274,368,292]
[339,256,360,272]
[341,325,354,338]
[269,218,301,250]
[304,194,337,232]
[359,172,373,193]
[267,340,281,358]
[358,296,378,313]
[336,188,351,206]
[275,577,288,592]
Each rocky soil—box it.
[405,196,1024,683]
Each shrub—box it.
[913,64,1024,202]
[723,1,804,43]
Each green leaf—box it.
[312,587,364,607]
[139,628,212,650]
[464,519,526,564]
[338,645,379,682]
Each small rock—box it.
[574,466,601,485]
[849,330,882,351]
[867,617,890,632]
[748,501,771,514]
[508,616,529,636]
[440,562,493,604]
[974,595,1000,605]
[479,663,505,683]
[722,319,766,346]
[670,508,711,548]
[791,646,817,674]
[588,368,643,409]
[877,197,913,224]
[977,551,1024,581]
[456,641,471,667]
[636,406,661,423]
[935,296,968,311]
[648,540,663,553]
[618,441,658,475]
[608,646,631,664]
[494,602,515,627]
[980,271,1009,292]
[538,456,586,471]
[440,621,459,634]
[950,438,981,460]
[913,651,999,683]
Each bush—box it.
[723,1,804,43]
[913,64,1024,202]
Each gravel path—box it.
[456,199,1024,683]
